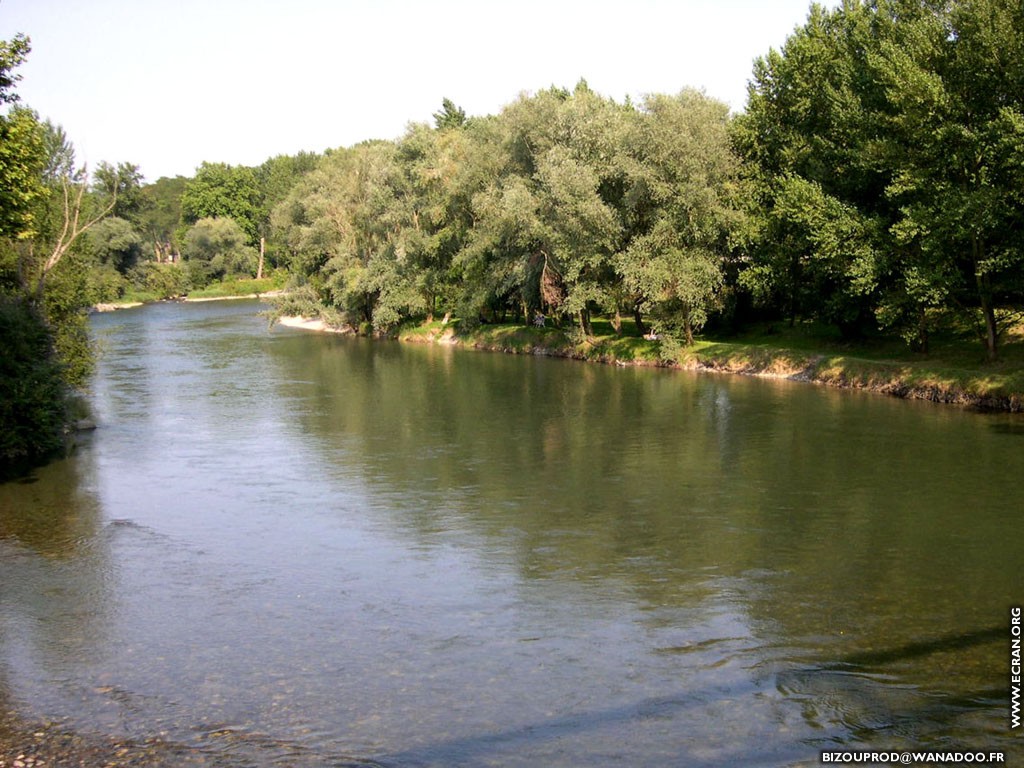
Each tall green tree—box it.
[136,175,187,262]
[433,98,467,130]
[88,216,144,275]
[736,0,1024,357]
[618,90,741,345]
[871,0,1024,359]
[181,161,262,245]
[460,83,627,333]
[0,36,98,472]
[0,34,44,242]
[94,161,144,221]
[733,1,890,339]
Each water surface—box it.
[1,300,1021,766]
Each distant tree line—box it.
[3,0,1023,474]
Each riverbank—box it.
[317,317,1024,412]
[91,276,288,313]
[92,290,288,313]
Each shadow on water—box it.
[343,629,1012,768]
[778,625,1014,749]
[835,626,1004,668]
[987,421,1024,436]
[370,687,776,768]
[0,453,102,557]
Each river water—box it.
[1,299,1021,766]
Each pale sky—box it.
[1,0,828,182]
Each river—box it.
[1,299,1021,766]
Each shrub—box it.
[0,296,68,477]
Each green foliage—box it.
[0,106,45,239]
[736,0,1024,356]
[93,161,144,221]
[136,175,187,259]
[40,253,95,388]
[433,98,467,130]
[0,296,68,475]
[0,36,45,240]
[0,35,45,240]
[181,162,262,244]
[88,216,144,274]
[182,216,258,286]
[125,261,189,300]
[618,90,740,344]
[266,84,744,340]
[0,34,116,475]
[12,0,1011,372]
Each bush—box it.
[0,296,68,477]
[128,261,190,299]
[181,217,258,287]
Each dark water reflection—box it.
[0,300,1021,766]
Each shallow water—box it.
[1,300,1021,766]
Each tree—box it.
[136,175,187,262]
[733,1,891,339]
[459,84,627,333]
[181,216,258,285]
[870,0,1024,359]
[0,35,97,473]
[254,152,321,276]
[736,0,1024,357]
[88,216,144,274]
[0,34,45,241]
[31,160,118,298]
[94,161,144,221]
[180,162,262,245]
[433,98,467,130]
[618,91,741,345]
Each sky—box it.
[1,0,830,182]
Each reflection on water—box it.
[0,300,1021,766]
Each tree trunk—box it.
[36,175,116,299]
[257,237,265,280]
[979,289,998,362]
[974,236,998,361]
[916,308,930,355]
[632,302,648,336]
[683,305,694,346]
[578,308,593,337]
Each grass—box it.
[398,314,1024,410]
[110,275,287,306]
[184,275,286,299]
[116,288,163,304]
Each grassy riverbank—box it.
[398,318,1024,411]
[95,277,286,311]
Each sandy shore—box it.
[276,315,351,334]
[92,302,144,312]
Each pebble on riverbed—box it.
[0,719,213,768]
